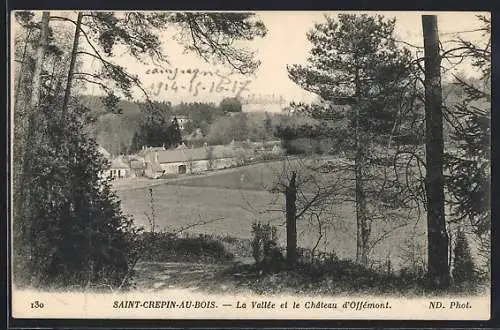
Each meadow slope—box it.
[117,160,427,270]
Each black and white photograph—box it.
[9,10,491,320]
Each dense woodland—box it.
[12,11,490,293]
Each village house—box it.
[98,146,133,179]
[98,141,282,181]
[107,157,132,179]
[138,144,237,178]
[129,157,146,177]
[136,146,166,179]
[174,115,191,130]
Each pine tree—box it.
[287,14,415,265]
[168,117,182,147]
[130,102,177,151]
[452,229,476,285]
[444,15,490,279]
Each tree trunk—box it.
[59,12,83,236]
[61,11,83,117]
[14,11,50,284]
[14,28,33,109]
[422,15,450,289]
[13,27,33,219]
[354,70,370,267]
[29,14,50,109]
[355,152,370,266]
[286,171,297,266]
[355,138,370,266]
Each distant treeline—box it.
[81,79,468,156]
[81,95,290,155]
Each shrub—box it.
[286,138,311,155]
[217,233,238,244]
[399,234,427,277]
[297,247,338,266]
[251,222,281,267]
[140,232,234,264]
[452,229,476,285]
[13,101,140,290]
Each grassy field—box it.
[117,160,427,270]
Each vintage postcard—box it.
[9,10,491,320]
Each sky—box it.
[18,11,490,107]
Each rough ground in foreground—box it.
[132,261,486,297]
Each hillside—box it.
[80,95,144,156]
[117,159,427,271]
[77,79,477,156]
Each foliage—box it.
[139,232,234,264]
[399,231,427,277]
[87,97,282,153]
[130,102,182,152]
[252,222,283,269]
[221,256,432,296]
[452,229,476,285]
[93,113,135,156]
[219,97,243,113]
[49,10,267,144]
[274,122,335,154]
[206,111,285,146]
[174,101,224,135]
[169,117,183,145]
[13,97,140,289]
[252,222,277,263]
[443,16,491,272]
[288,14,415,113]
[172,12,267,74]
[287,13,419,150]
[13,10,268,290]
[297,247,339,268]
[70,12,265,100]
[207,113,246,145]
[202,146,214,170]
[286,13,420,265]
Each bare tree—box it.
[269,156,350,266]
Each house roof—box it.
[137,146,166,157]
[145,145,235,164]
[174,115,190,120]
[98,145,111,159]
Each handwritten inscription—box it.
[241,94,287,105]
[146,68,252,98]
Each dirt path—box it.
[133,261,238,292]
[113,165,261,192]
